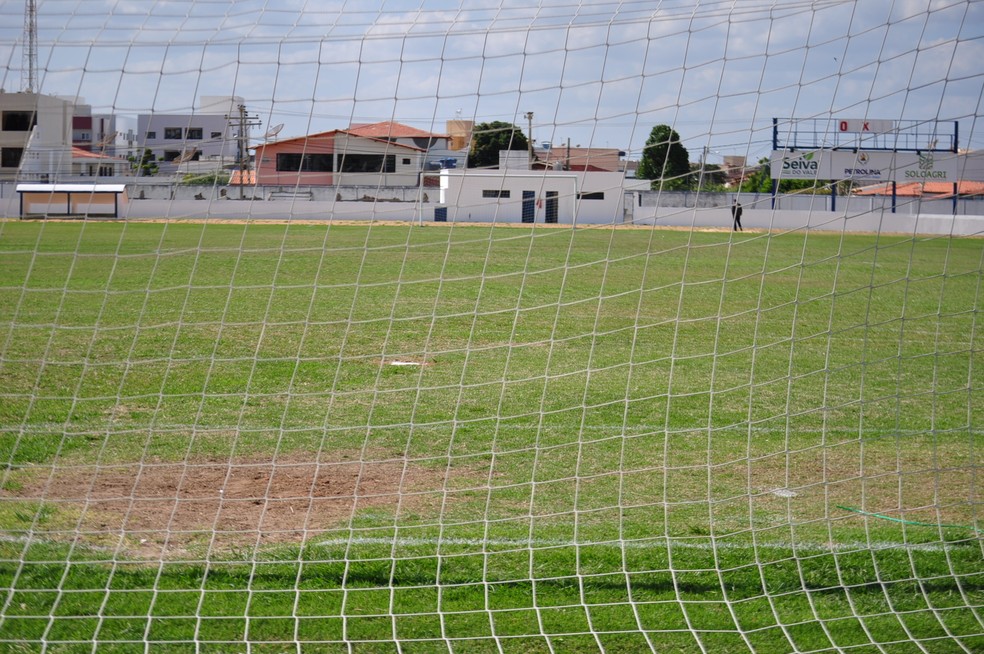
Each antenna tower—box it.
[23,0,38,92]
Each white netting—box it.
[1,1,982,652]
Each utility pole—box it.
[525,111,534,169]
[226,104,261,199]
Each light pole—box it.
[525,111,534,168]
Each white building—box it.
[73,102,118,156]
[438,169,649,224]
[136,96,243,168]
[0,91,74,182]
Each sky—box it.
[0,0,981,164]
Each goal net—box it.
[1,1,982,652]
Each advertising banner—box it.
[770,150,967,183]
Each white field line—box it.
[312,536,967,553]
[0,533,967,554]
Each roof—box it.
[853,181,984,197]
[255,130,340,148]
[71,146,127,162]
[255,128,427,152]
[345,121,449,140]
[16,183,127,193]
[228,170,256,186]
[532,147,623,173]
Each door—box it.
[522,190,535,223]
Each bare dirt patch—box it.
[6,453,457,557]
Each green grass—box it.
[0,220,982,652]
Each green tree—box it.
[467,121,529,169]
[739,157,773,193]
[128,148,158,177]
[180,171,230,186]
[636,125,691,190]
[693,163,728,191]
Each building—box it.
[438,169,649,224]
[0,90,74,182]
[721,155,750,186]
[70,147,129,177]
[252,121,449,187]
[346,121,459,171]
[73,102,117,155]
[136,96,242,167]
[533,145,625,172]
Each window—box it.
[186,128,203,140]
[146,131,156,139]
[1,147,24,168]
[338,154,395,173]
[545,191,559,223]
[163,150,181,162]
[2,111,35,131]
[482,189,510,199]
[276,152,333,172]
[402,158,411,165]
[577,192,605,200]
[164,127,183,140]
[211,131,223,139]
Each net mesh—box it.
[0,1,982,652]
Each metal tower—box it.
[22,0,38,92]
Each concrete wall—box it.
[627,205,984,236]
[637,190,984,216]
[2,181,982,237]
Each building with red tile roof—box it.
[70,146,129,177]
[249,121,459,187]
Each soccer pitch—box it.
[0,220,981,652]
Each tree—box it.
[468,121,529,169]
[636,124,690,190]
[128,148,158,177]
[693,163,728,191]
[738,157,773,193]
[181,171,230,186]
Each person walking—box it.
[731,199,743,231]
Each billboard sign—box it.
[771,150,824,179]
[836,119,895,134]
[770,150,964,182]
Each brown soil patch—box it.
[7,453,456,558]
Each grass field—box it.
[0,220,981,653]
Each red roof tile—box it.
[853,181,984,197]
[229,170,256,186]
[345,121,448,139]
[71,146,126,161]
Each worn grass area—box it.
[0,221,982,652]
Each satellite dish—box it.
[173,147,198,164]
[95,131,117,148]
[263,123,284,140]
